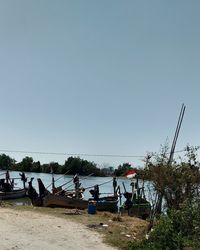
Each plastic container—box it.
[88,202,96,214]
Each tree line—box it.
[0,153,135,177]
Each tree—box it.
[40,163,51,173]
[17,156,34,172]
[143,145,200,211]
[114,163,132,176]
[49,162,61,174]
[0,154,15,170]
[31,161,41,173]
[63,157,102,176]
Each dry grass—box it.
[2,201,149,250]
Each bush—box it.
[127,240,155,250]
[127,199,200,250]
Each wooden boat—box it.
[120,178,151,219]
[89,196,118,212]
[121,192,151,219]
[42,192,88,209]
[28,178,118,212]
[0,188,27,200]
[0,171,27,200]
[42,193,118,212]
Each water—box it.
[0,170,154,206]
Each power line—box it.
[0,147,194,159]
[0,149,144,158]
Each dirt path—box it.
[0,208,116,250]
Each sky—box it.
[0,0,200,168]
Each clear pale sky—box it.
[0,1,200,168]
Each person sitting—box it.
[89,185,100,200]
[124,192,133,210]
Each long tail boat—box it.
[120,170,151,219]
[28,177,118,212]
[0,171,27,200]
[0,188,27,200]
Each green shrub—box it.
[127,199,200,250]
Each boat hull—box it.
[90,197,118,212]
[43,193,88,209]
[120,203,151,219]
[0,189,27,200]
[40,193,118,212]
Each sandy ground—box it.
[0,208,116,250]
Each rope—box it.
[46,170,70,189]
[64,173,94,190]
[84,179,113,190]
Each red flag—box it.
[126,169,136,179]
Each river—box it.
[1,171,154,205]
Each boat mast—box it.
[156,103,186,215]
[168,103,186,165]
